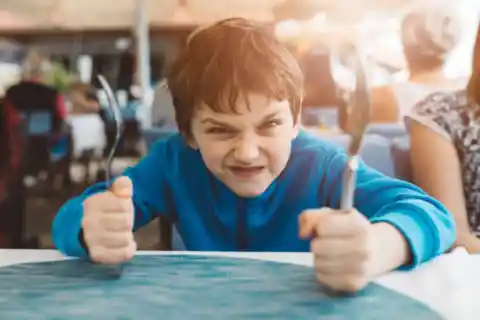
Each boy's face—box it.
[190,93,299,197]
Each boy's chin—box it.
[228,183,270,198]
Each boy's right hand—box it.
[81,176,137,265]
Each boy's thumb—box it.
[111,176,133,198]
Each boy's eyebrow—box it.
[261,111,282,121]
[200,118,231,126]
[200,110,282,125]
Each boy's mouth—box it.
[229,166,265,178]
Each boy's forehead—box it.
[198,95,289,115]
[194,96,290,123]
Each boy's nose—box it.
[233,139,260,163]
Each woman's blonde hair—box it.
[401,3,461,72]
[21,48,49,80]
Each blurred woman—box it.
[65,82,106,177]
[67,82,100,115]
[371,4,464,123]
[4,48,67,130]
[406,23,480,253]
[2,48,71,186]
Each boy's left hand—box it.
[299,208,377,293]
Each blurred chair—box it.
[102,106,142,157]
[0,180,26,248]
[20,111,71,181]
[142,126,178,150]
[302,107,339,128]
[366,123,407,140]
[25,111,52,134]
[68,114,106,158]
[0,97,25,248]
[0,110,68,248]
[171,229,186,251]
[391,136,413,182]
[68,114,107,184]
[142,126,183,250]
[320,133,396,177]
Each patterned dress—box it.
[407,90,480,234]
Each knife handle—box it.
[340,155,359,211]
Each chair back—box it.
[391,136,412,182]
[366,123,407,140]
[143,127,178,151]
[322,133,396,177]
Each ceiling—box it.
[0,0,418,31]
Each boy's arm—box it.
[52,141,175,258]
[319,149,456,270]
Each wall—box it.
[0,0,283,30]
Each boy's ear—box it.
[292,123,300,139]
[185,135,199,149]
[292,108,301,139]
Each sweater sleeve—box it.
[318,148,456,269]
[52,140,175,258]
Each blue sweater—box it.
[52,131,455,268]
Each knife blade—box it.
[340,48,371,211]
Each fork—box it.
[96,74,127,277]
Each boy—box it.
[53,18,455,293]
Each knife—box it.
[340,48,371,210]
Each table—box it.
[0,249,478,319]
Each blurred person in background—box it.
[0,48,68,247]
[2,48,71,187]
[66,82,106,162]
[68,82,100,115]
[4,48,67,130]
[370,3,464,123]
[406,22,480,253]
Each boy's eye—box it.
[261,120,282,129]
[206,127,232,134]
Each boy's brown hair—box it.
[167,17,304,138]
